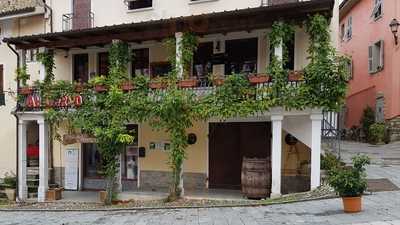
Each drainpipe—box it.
[42,0,53,33]
[7,43,20,200]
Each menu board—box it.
[64,149,79,190]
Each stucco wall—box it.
[340,0,400,127]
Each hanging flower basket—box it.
[177,78,198,88]
[288,70,304,81]
[248,74,271,85]
[19,86,33,95]
[121,81,135,91]
[94,85,108,93]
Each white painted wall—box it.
[282,116,312,148]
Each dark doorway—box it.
[208,122,271,189]
[225,38,258,75]
[73,54,89,83]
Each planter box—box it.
[248,74,271,85]
[46,187,63,201]
[19,87,33,95]
[4,188,15,201]
[121,81,135,91]
[99,191,107,203]
[94,85,107,93]
[178,79,198,88]
[149,81,167,89]
[288,71,304,81]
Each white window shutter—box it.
[368,45,373,73]
[379,40,384,69]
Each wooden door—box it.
[73,0,91,30]
[209,122,271,189]
[73,54,89,83]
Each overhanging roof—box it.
[339,0,360,20]
[3,0,334,50]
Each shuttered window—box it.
[372,0,383,20]
[346,16,352,40]
[368,40,384,74]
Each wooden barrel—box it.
[241,157,271,199]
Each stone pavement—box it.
[0,191,400,225]
[339,141,400,165]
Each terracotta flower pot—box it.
[19,86,33,95]
[288,70,304,81]
[212,78,225,86]
[149,81,167,89]
[94,85,107,93]
[121,81,135,91]
[248,74,271,85]
[342,196,362,213]
[178,79,198,88]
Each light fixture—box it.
[389,18,400,45]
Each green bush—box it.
[327,155,370,197]
[321,152,343,171]
[368,123,386,144]
[360,106,375,141]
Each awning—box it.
[3,0,334,50]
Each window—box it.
[368,40,384,74]
[346,16,352,40]
[340,23,345,42]
[346,59,353,79]
[375,96,384,122]
[372,0,383,20]
[98,52,109,76]
[127,0,152,10]
[193,42,213,79]
[26,49,38,63]
[73,54,89,83]
[225,38,258,75]
[132,48,149,76]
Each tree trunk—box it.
[105,175,116,205]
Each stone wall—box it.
[139,171,207,190]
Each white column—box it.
[310,113,323,190]
[37,119,49,202]
[271,114,283,198]
[274,39,283,62]
[38,48,46,81]
[17,120,28,201]
[175,32,183,79]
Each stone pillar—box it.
[271,114,283,197]
[175,32,183,79]
[310,113,323,190]
[37,119,49,202]
[17,120,28,201]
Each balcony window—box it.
[73,54,89,83]
[127,0,152,10]
[193,42,213,79]
[132,48,150,76]
[98,52,109,76]
[225,38,258,75]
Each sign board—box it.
[64,149,79,190]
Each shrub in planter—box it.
[89,75,108,92]
[368,123,385,145]
[3,172,16,201]
[327,155,370,213]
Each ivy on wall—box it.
[19,14,349,203]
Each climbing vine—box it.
[37,51,55,84]
[27,14,349,203]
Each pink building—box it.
[339,0,400,139]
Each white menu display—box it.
[64,149,79,190]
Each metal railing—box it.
[62,12,94,31]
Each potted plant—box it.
[327,155,370,213]
[89,75,108,93]
[16,65,32,95]
[120,80,135,92]
[321,152,343,183]
[149,76,168,89]
[3,172,16,201]
[368,123,386,145]
[248,74,271,85]
[208,73,225,86]
[288,70,304,81]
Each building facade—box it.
[339,0,400,139]
[1,0,338,202]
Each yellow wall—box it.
[139,121,207,173]
[282,130,311,176]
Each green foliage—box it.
[2,172,16,189]
[360,106,375,140]
[89,75,108,86]
[15,65,30,86]
[368,123,385,144]
[108,40,130,81]
[321,152,343,171]
[327,155,370,197]
[37,51,55,84]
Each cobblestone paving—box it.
[0,191,399,225]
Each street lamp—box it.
[390,18,400,45]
